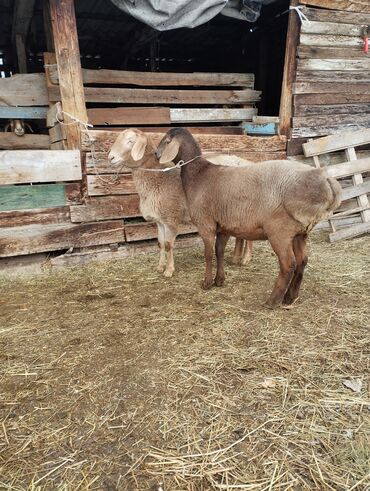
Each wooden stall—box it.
[0,0,369,266]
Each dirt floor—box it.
[0,232,369,491]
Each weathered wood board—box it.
[86,174,136,196]
[325,157,370,179]
[0,107,48,119]
[0,221,126,257]
[294,82,369,95]
[0,133,50,150]
[296,71,370,83]
[294,103,370,116]
[298,46,369,59]
[294,93,370,105]
[300,0,370,14]
[300,5,370,24]
[87,107,171,126]
[0,73,48,106]
[82,130,287,153]
[0,183,81,211]
[125,222,197,242]
[329,221,370,242]
[50,67,254,87]
[0,150,81,184]
[70,195,141,222]
[300,33,362,47]
[0,206,70,227]
[298,58,370,71]
[169,108,257,123]
[303,129,370,156]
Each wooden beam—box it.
[70,195,141,222]
[279,0,300,137]
[0,206,70,227]
[49,0,87,149]
[0,133,50,150]
[0,73,48,106]
[329,221,370,242]
[0,150,81,184]
[303,129,370,156]
[300,0,370,14]
[0,106,48,119]
[12,0,36,73]
[300,5,370,24]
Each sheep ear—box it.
[159,140,180,164]
[131,134,147,161]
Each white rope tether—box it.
[139,154,202,173]
[289,5,311,25]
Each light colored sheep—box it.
[108,129,253,277]
[156,128,342,308]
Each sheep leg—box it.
[200,233,216,290]
[266,237,296,308]
[283,234,308,305]
[240,240,253,266]
[232,238,244,265]
[163,223,177,278]
[156,223,167,273]
[214,233,229,287]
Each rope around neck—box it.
[139,154,202,173]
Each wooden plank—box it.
[48,122,67,144]
[0,73,48,106]
[87,107,171,126]
[294,114,370,128]
[341,180,370,200]
[0,220,126,257]
[293,82,369,94]
[0,133,50,150]
[70,195,141,222]
[298,58,370,71]
[253,116,279,124]
[329,221,370,242]
[293,123,370,138]
[46,102,63,128]
[345,147,370,222]
[300,5,370,24]
[169,108,257,123]
[294,104,370,116]
[296,70,370,83]
[300,33,362,47]
[0,206,70,227]
[49,0,88,149]
[0,106,48,119]
[300,1,370,14]
[0,183,80,211]
[85,151,287,174]
[50,67,254,87]
[298,46,369,59]
[0,150,81,184]
[325,158,370,178]
[49,87,261,105]
[303,129,370,156]
[81,130,287,153]
[279,0,300,137]
[125,222,197,242]
[242,122,278,135]
[301,20,363,36]
[294,93,370,105]
[91,126,244,135]
[86,174,136,196]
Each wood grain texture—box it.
[298,46,369,59]
[0,73,48,106]
[0,133,50,150]
[170,108,257,123]
[298,58,370,71]
[294,103,370,116]
[293,114,370,128]
[300,33,362,47]
[49,0,88,149]
[300,0,370,14]
[303,129,370,156]
[70,195,141,222]
[77,87,261,105]
[125,222,197,242]
[341,180,370,200]
[0,206,70,227]
[0,220,126,257]
[325,157,370,178]
[87,107,171,125]
[50,67,254,87]
[0,150,81,184]
[86,174,136,196]
[81,130,287,153]
[301,20,363,36]
[329,221,370,242]
[293,124,370,138]
[294,82,370,94]
[296,70,370,82]
[300,5,370,24]
[294,93,370,105]
[0,107,48,119]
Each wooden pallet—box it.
[303,129,370,242]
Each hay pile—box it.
[0,233,369,490]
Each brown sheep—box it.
[108,129,252,277]
[156,128,342,308]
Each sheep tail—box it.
[326,177,342,213]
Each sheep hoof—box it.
[163,269,174,278]
[214,277,225,287]
[201,279,213,290]
[231,257,241,265]
[265,300,279,310]
[157,265,166,273]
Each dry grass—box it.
[0,232,369,491]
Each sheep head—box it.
[108,129,149,168]
[156,128,201,164]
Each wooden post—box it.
[279,0,300,138]
[49,0,87,150]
